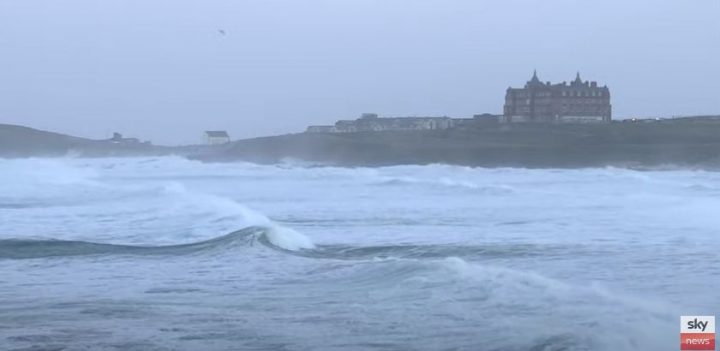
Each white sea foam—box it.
[265,225,316,250]
[433,257,676,351]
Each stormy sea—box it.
[1,156,718,351]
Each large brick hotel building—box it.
[503,71,611,123]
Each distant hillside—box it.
[0,124,164,157]
[0,124,93,157]
[194,116,720,169]
[4,116,720,168]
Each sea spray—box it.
[265,226,316,251]
[160,181,315,250]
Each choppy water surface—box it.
[1,157,719,351]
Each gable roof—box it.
[205,131,229,138]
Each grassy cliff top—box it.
[199,117,720,168]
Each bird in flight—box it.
[218,29,226,36]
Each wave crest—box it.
[264,226,316,250]
[0,225,317,259]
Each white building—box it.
[204,131,230,145]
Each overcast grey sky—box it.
[1,0,718,145]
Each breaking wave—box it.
[1,225,592,261]
[0,225,315,259]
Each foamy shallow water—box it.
[1,157,719,350]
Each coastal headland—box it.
[4,117,718,169]
[194,117,720,168]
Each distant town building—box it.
[503,71,611,123]
[306,113,454,133]
[204,131,230,145]
[452,113,501,129]
[110,132,140,144]
[306,125,337,133]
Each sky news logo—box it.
[681,316,715,351]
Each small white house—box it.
[204,131,230,145]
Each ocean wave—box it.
[1,223,594,262]
[0,225,315,259]
[373,175,514,193]
[277,242,564,260]
[685,183,720,194]
[288,256,674,351]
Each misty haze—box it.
[1,1,719,351]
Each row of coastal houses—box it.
[306,113,501,133]
[307,72,612,134]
